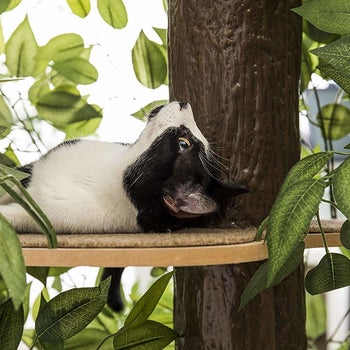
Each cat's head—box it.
[124,102,247,231]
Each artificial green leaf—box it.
[0,279,7,306]
[0,94,13,125]
[22,283,32,324]
[318,61,350,96]
[0,213,26,309]
[36,87,102,127]
[148,282,173,323]
[2,146,20,167]
[317,104,350,140]
[67,0,91,18]
[36,33,85,61]
[0,152,16,168]
[97,0,128,29]
[151,267,168,278]
[35,278,110,343]
[153,28,167,45]
[48,267,71,277]
[26,267,49,286]
[337,341,350,350]
[333,157,350,219]
[22,329,41,350]
[5,16,38,77]
[88,304,121,334]
[28,77,51,104]
[114,320,178,350]
[280,152,332,194]
[32,288,49,322]
[50,70,77,88]
[305,292,327,339]
[40,339,64,350]
[0,22,5,54]
[341,246,350,260]
[64,328,112,349]
[132,31,167,89]
[305,253,350,294]
[240,242,305,309]
[312,36,350,66]
[293,1,350,34]
[0,299,24,350]
[73,101,102,120]
[340,221,350,250]
[267,179,326,284]
[311,37,350,94]
[300,35,316,92]
[63,117,101,139]
[304,21,340,44]
[0,0,11,14]
[36,89,81,119]
[255,216,269,241]
[131,100,168,120]
[0,125,10,139]
[0,164,29,196]
[52,277,62,292]
[35,34,85,75]
[125,271,173,328]
[52,58,98,85]
[1,0,21,12]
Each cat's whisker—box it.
[127,172,143,190]
[198,154,221,182]
[198,153,229,182]
[208,147,230,162]
[205,149,229,172]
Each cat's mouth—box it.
[163,192,218,219]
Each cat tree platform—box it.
[19,220,344,267]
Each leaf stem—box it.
[29,335,38,350]
[0,174,57,247]
[316,211,330,255]
[96,332,117,350]
[321,198,341,212]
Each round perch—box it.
[20,220,343,267]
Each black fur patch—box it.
[179,102,188,110]
[123,127,183,231]
[148,104,165,120]
[44,139,82,158]
[101,268,124,312]
[123,124,248,232]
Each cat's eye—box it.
[178,137,191,150]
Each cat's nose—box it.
[179,102,188,110]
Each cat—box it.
[0,101,247,311]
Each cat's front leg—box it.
[0,203,38,232]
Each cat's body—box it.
[0,101,247,311]
[1,140,139,232]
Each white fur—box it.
[0,102,207,233]
[0,141,139,233]
[139,102,209,154]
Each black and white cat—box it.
[0,101,247,311]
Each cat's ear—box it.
[209,179,249,199]
[163,183,219,218]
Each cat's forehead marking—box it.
[147,102,209,151]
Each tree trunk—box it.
[168,1,306,349]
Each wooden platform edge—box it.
[22,232,341,267]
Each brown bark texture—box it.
[168,0,306,349]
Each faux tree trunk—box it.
[168,1,306,349]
